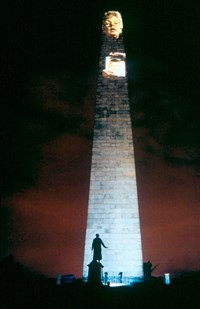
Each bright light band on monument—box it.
[103,53,126,78]
[83,11,143,285]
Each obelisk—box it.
[83,11,143,284]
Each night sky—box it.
[2,0,200,278]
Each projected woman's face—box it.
[103,15,122,39]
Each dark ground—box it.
[1,277,200,309]
[0,257,199,309]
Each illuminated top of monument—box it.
[102,11,123,39]
[102,11,125,78]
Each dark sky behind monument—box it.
[2,0,200,277]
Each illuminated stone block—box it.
[83,11,143,284]
[104,52,126,77]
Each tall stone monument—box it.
[83,11,143,284]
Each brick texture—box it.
[83,31,143,283]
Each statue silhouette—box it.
[143,261,159,279]
[92,234,107,262]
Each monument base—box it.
[87,260,104,285]
[84,265,144,286]
[102,274,144,286]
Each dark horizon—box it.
[0,255,200,309]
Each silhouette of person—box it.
[92,234,107,262]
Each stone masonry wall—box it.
[83,33,143,283]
